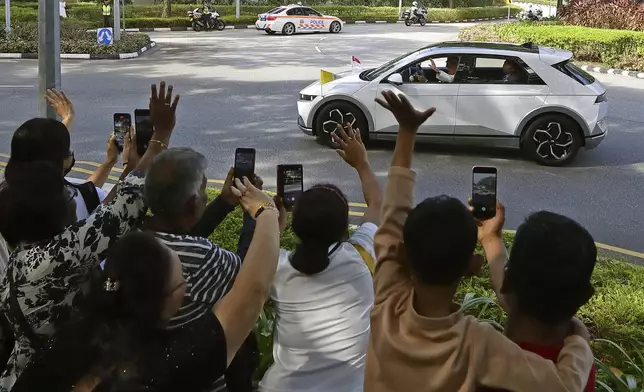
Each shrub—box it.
[559,0,644,31]
[459,22,644,71]
[160,0,507,7]
[0,4,520,27]
[0,22,151,54]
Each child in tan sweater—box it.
[364,90,594,392]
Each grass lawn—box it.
[204,187,644,389]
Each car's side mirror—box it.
[387,73,403,86]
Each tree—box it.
[449,0,456,7]
[162,0,171,18]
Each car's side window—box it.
[287,8,303,16]
[396,55,463,84]
[460,55,545,85]
[303,8,322,16]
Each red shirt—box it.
[477,341,596,392]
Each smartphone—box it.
[134,109,154,157]
[112,113,131,152]
[234,148,256,182]
[471,166,497,220]
[277,164,304,211]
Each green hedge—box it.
[459,22,644,71]
[0,23,151,53]
[203,187,643,388]
[7,0,508,6]
[0,4,520,28]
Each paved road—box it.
[1,23,643,259]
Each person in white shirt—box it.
[260,123,382,392]
[430,56,459,83]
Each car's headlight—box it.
[595,92,608,103]
[299,93,317,101]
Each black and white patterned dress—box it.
[0,172,147,392]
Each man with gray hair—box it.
[142,147,259,392]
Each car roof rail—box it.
[521,42,538,49]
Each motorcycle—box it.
[188,8,226,31]
[519,6,543,21]
[402,6,428,26]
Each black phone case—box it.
[277,165,303,211]
[235,149,256,181]
[472,168,497,220]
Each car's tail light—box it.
[267,15,277,21]
[595,92,607,103]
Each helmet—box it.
[412,1,418,6]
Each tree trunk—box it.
[449,0,455,8]
[162,0,171,18]
[556,0,563,14]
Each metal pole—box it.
[121,0,125,31]
[507,4,511,20]
[113,0,120,41]
[4,0,10,33]
[235,0,240,19]
[38,0,60,119]
[398,0,402,19]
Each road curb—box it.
[579,64,644,80]
[0,41,156,60]
[85,17,508,32]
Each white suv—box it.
[297,42,608,166]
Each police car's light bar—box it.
[299,94,317,101]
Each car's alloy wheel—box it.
[330,21,341,33]
[283,23,295,35]
[315,102,368,147]
[523,115,582,166]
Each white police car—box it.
[255,4,343,35]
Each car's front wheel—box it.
[315,101,369,147]
[282,22,296,36]
[330,21,341,33]
[522,114,583,166]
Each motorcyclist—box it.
[410,1,424,20]
[201,0,213,26]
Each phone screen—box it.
[134,109,153,157]
[234,148,256,181]
[472,167,497,220]
[113,113,131,152]
[279,165,303,211]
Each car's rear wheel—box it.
[315,101,369,147]
[521,114,583,166]
[330,21,341,33]
[282,22,295,36]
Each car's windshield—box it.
[362,44,438,81]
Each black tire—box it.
[329,21,341,33]
[265,30,277,34]
[216,19,226,31]
[192,21,203,32]
[314,101,369,147]
[419,18,427,26]
[282,22,295,36]
[521,114,583,166]
[404,18,413,26]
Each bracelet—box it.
[255,204,279,219]
[149,140,168,149]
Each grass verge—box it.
[204,187,644,389]
[459,22,644,71]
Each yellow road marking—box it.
[0,156,642,260]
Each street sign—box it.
[97,27,113,45]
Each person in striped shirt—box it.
[141,148,259,392]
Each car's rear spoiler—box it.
[521,42,574,65]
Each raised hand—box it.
[149,81,180,137]
[273,195,288,233]
[220,168,240,206]
[106,134,119,165]
[375,90,436,133]
[468,199,506,244]
[122,126,140,167]
[45,89,75,127]
[332,122,369,170]
[231,177,276,220]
